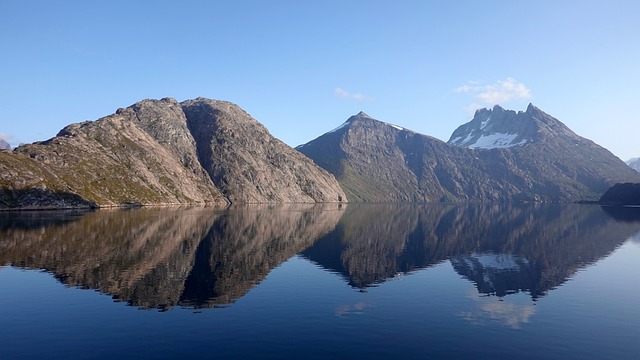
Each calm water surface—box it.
[1,203,639,359]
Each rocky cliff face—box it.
[0,139,10,150]
[298,106,640,202]
[0,97,346,209]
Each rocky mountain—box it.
[627,158,640,172]
[0,98,346,209]
[0,139,10,150]
[449,104,575,149]
[297,105,640,202]
[182,99,346,203]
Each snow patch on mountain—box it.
[450,131,527,149]
[468,133,528,149]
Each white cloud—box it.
[0,132,12,141]
[334,87,368,101]
[455,77,532,105]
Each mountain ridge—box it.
[298,104,640,202]
[2,98,637,208]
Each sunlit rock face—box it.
[0,97,346,209]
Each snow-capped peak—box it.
[447,104,541,149]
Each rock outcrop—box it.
[0,98,346,209]
[297,106,640,202]
[0,139,10,150]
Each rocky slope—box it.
[298,105,640,202]
[0,98,346,209]
[182,98,346,203]
[0,139,10,150]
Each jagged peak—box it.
[525,103,543,114]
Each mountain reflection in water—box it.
[301,203,640,298]
[1,203,639,310]
[0,204,344,310]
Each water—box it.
[1,203,639,359]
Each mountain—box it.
[182,98,346,203]
[627,158,640,172]
[0,98,346,209]
[599,182,640,205]
[0,139,10,150]
[298,105,640,202]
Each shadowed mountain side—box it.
[182,99,347,203]
[301,204,640,298]
[0,204,345,310]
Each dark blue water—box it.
[1,204,639,359]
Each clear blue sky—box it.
[1,0,638,160]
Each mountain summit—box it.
[448,104,577,149]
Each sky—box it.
[1,0,639,161]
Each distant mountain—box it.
[0,98,346,209]
[627,158,640,172]
[0,139,10,150]
[298,105,640,202]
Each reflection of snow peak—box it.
[465,253,527,270]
